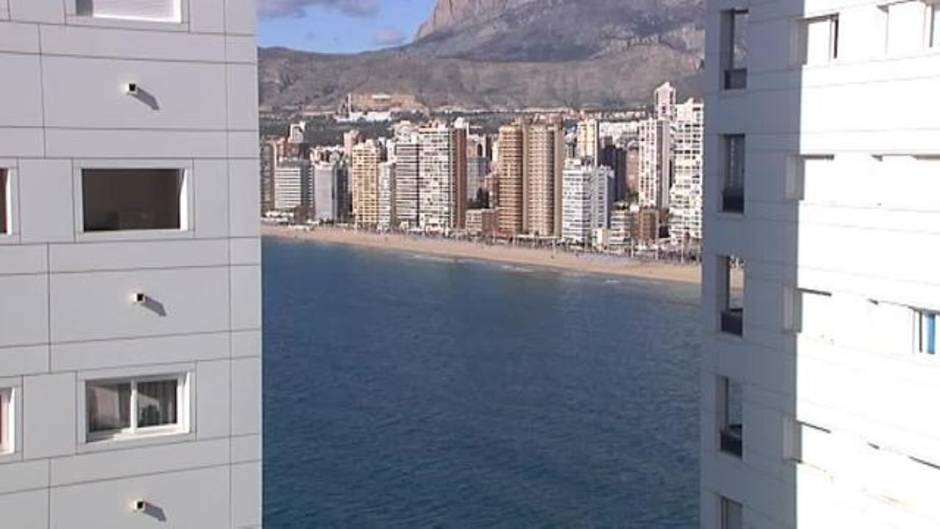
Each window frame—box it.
[66,0,189,29]
[0,164,18,243]
[83,372,191,445]
[73,160,195,242]
[917,310,938,355]
[931,2,940,47]
[798,13,840,65]
[718,376,744,458]
[0,387,14,456]
[721,8,750,90]
[720,496,744,529]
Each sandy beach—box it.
[263,225,702,285]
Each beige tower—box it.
[497,124,525,236]
[351,140,382,228]
[524,120,565,238]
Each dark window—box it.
[723,9,749,90]
[722,135,746,214]
[82,169,184,232]
[719,377,744,458]
[720,255,745,336]
[0,169,7,235]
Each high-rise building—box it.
[351,140,382,228]
[576,119,601,161]
[418,124,463,232]
[654,81,678,121]
[0,0,262,526]
[394,139,421,230]
[669,99,704,245]
[562,158,612,245]
[343,129,362,158]
[524,121,565,238]
[275,159,312,213]
[638,118,673,209]
[313,161,339,222]
[703,2,940,528]
[260,139,277,214]
[601,144,628,203]
[625,140,640,198]
[377,161,396,231]
[497,124,525,236]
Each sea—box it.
[263,237,702,529]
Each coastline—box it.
[262,225,702,285]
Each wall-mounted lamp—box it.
[131,292,147,305]
[125,83,140,96]
[131,499,147,513]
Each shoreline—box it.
[263,225,702,286]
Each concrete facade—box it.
[702,0,940,528]
[0,0,262,527]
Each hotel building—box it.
[496,124,525,236]
[669,99,704,245]
[703,0,940,528]
[0,0,262,527]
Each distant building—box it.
[668,99,704,244]
[378,162,396,231]
[288,121,306,143]
[576,119,600,161]
[638,118,672,209]
[418,124,460,232]
[562,158,612,245]
[525,121,565,238]
[343,129,362,158]
[260,140,277,214]
[274,159,312,213]
[601,144,628,203]
[467,156,489,202]
[465,208,498,237]
[394,138,421,229]
[654,81,677,121]
[625,140,640,198]
[313,161,339,222]
[496,124,525,236]
[351,140,383,227]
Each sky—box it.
[257,0,438,54]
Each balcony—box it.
[721,188,745,214]
[721,308,743,336]
[724,68,747,91]
[720,424,743,457]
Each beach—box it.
[263,225,702,285]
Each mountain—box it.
[258,0,705,111]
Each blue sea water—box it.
[263,238,702,529]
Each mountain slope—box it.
[258,0,705,111]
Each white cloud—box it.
[258,0,380,18]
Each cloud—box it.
[258,0,379,18]
[373,28,406,47]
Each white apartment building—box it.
[394,138,420,230]
[669,99,704,245]
[378,161,396,231]
[703,1,940,528]
[0,0,262,528]
[562,158,611,245]
[313,161,338,222]
[638,117,672,209]
[274,159,311,212]
[418,124,456,232]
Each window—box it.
[919,310,938,354]
[0,169,7,235]
[719,376,744,458]
[721,135,745,214]
[82,169,186,232]
[801,14,840,64]
[722,9,749,90]
[720,496,743,529]
[884,1,930,54]
[76,0,182,23]
[0,388,12,454]
[719,256,745,336]
[86,375,188,442]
